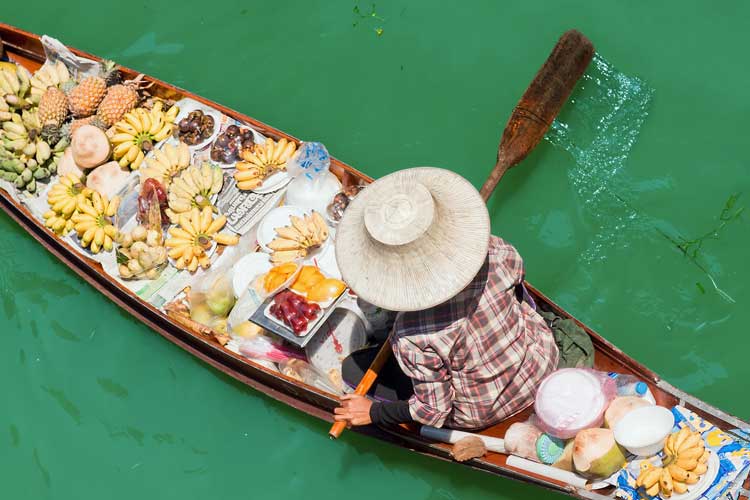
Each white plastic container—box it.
[613,405,674,456]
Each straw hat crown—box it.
[335,167,491,312]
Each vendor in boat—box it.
[333,167,559,431]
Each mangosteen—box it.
[225,125,240,137]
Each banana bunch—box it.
[71,190,120,254]
[0,64,32,110]
[268,211,329,264]
[165,206,239,272]
[29,61,72,105]
[140,142,191,188]
[165,162,223,223]
[0,111,67,194]
[234,137,296,190]
[43,173,94,235]
[636,427,709,497]
[110,101,179,170]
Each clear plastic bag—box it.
[284,142,342,213]
[278,359,341,394]
[533,368,616,439]
[115,178,168,280]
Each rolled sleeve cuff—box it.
[408,396,451,428]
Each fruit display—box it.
[268,211,329,264]
[0,110,66,193]
[139,142,191,188]
[635,427,709,497]
[210,124,255,163]
[269,290,321,334]
[327,184,364,222]
[116,224,168,280]
[263,263,300,293]
[233,137,297,190]
[71,190,120,254]
[177,109,215,146]
[165,206,239,272]
[38,87,69,137]
[43,173,93,235]
[29,61,72,106]
[71,124,111,168]
[164,162,223,223]
[110,101,179,170]
[1,64,33,110]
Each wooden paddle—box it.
[329,29,594,440]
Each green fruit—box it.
[48,161,57,175]
[1,171,17,182]
[26,158,38,171]
[33,167,50,180]
[25,178,36,193]
[12,160,24,174]
[20,168,32,183]
[14,175,25,188]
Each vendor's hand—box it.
[333,394,373,427]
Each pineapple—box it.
[67,76,107,117]
[96,84,138,127]
[100,60,122,87]
[38,87,69,127]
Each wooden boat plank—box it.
[1,22,748,499]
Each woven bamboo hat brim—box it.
[335,167,491,312]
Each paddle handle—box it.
[479,29,594,202]
[329,339,393,439]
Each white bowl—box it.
[614,405,674,456]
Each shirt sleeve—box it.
[392,336,454,428]
[490,236,525,289]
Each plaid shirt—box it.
[390,236,559,430]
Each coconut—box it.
[504,422,543,461]
[71,124,111,169]
[604,396,652,429]
[86,161,131,199]
[551,440,575,471]
[572,428,626,479]
[57,148,86,179]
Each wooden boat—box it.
[1,23,748,499]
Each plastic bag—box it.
[188,252,238,334]
[278,359,341,394]
[115,178,168,280]
[237,333,305,364]
[284,142,342,213]
[533,368,616,439]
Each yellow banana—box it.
[659,467,673,498]
[677,434,703,454]
[673,428,691,453]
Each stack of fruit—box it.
[210,125,255,163]
[269,290,321,335]
[165,162,224,223]
[262,263,300,294]
[0,64,33,111]
[289,265,347,302]
[635,427,710,497]
[43,173,93,235]
[1,110,67,193]
[177,109,215,146]
[164,206,239,272]
[34,59,140,144]
[71,190,120,254]
[139,142,191,188]
[116,224,168,280]
[109,100,179,170]
[268,211,329,264]
[233,137,296,190]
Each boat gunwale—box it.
[1,22,748,499]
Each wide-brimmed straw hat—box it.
[335,167,491,312]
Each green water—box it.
[2,2,749,499]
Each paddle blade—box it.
[480,30,595,201]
